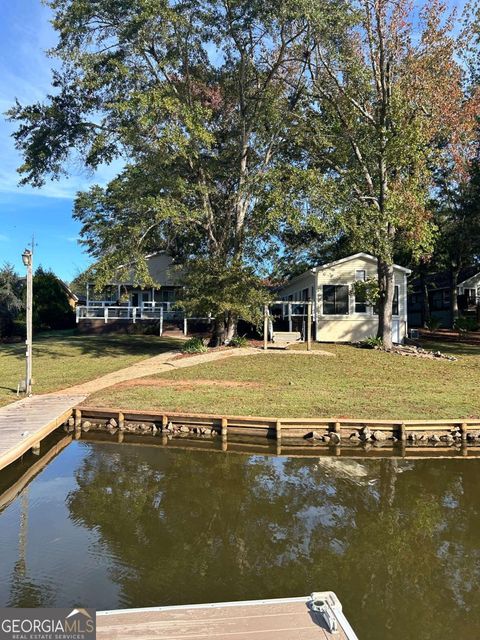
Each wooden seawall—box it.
[76,406,480,455]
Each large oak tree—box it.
[9,0,316,343]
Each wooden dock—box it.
[97,594,359,640]
[0,394,86,472]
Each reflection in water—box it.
[0,441,479,640]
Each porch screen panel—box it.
[323,285,349,315]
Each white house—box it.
[78,252,184,324]
[276,253,411,344]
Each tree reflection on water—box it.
[2,442,480,640]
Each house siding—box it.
[277,255,409,343]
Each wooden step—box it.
[273,331,302,344]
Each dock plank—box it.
[97,597,356,640]
[0,394,86,471]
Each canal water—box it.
[0,438,479,639]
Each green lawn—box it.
[0,332,182,407]
[86,341,480,420]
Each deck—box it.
[0,394,86,471]
[97,594,358,640]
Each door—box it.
[392,318,400,344]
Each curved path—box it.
[57,347,259,396]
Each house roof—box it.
[282,253,411,287]
[59,280,79,302]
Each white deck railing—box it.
[77,302,178,325]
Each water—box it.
[0,438,479,639]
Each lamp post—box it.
[22,249,33,396]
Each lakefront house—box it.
[275,253,411,344]
[76,251,411,343]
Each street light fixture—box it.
[22,249,33,396]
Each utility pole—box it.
[22,248,33,396]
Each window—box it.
[392,285,399,316]
[323,285,349,315]
[355,291,367,313]
[355,269,366,281]
[373,285,400,315]
[302,287,309,301]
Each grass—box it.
[86,341,480,420]
[0,331,182,407]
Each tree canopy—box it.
[8,0,480,344]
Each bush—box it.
[229,335,248,348]
[356,336,383,349]
[454,316,479,334]
[425,317,441,333]
[181,337,208,353]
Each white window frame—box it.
[355,269,366,281]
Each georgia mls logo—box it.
[0,607,96,640]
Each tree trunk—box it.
[376,258,395,349]
[211,312,238,346]
[450,265,460,327]
[419,271,430,328]
[225,312,237,343]
[211,315,226,347]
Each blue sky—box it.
[0,0,469,282]
[0,1,119,282]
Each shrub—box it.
[181,337,208,353]
[356,336,383,349]
[454,316,479,334]
[425,317,441,334]
[229,335,248,348]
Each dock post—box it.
[307,301,312,351]
[276,420,282,442]
[221,418,228,439]
[399,422,406,443]
[461,423,467,441]
[118,412,124,431]
[162,415,168,432]
[74,409,82,429]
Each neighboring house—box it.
[59,280,79,310]
[408,267,480,328]
[77,252,184,324]
[276,253,411,344]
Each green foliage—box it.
[181,337,208,354]
[32,267,75,331]
[8,0,314,304]
[0,264,24,337]
[356,336,383,349]
[454,316,479,334]
[177,259,270,328]
[425,317,442,334]
[352,278,380,306]
[229,335,249,348]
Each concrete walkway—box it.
[57,347,259,396]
